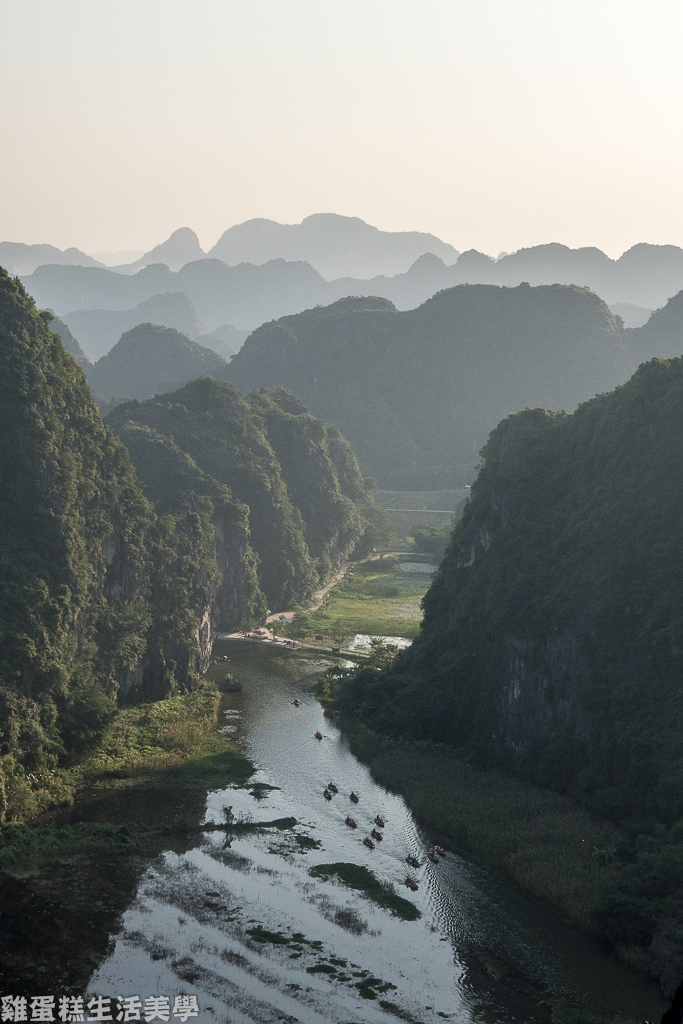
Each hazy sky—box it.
[2,0,683,258]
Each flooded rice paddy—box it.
[86,644,665,1023]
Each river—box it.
[85,643,665,1023]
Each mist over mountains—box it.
[86,323,230,401]
[227,286,632,488]
[0,241,104,276]
[11,216,683,349]
[207,213,460,279]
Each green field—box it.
[375,489,465,546]
[286,555,436,641]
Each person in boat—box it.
[363,837,375,849]
[345,816,357,827]
[292,698,300,706]
[374,815,385,827]
[327,783,338,793]
[314,731,322,740]
[434,844,445,857]
[371,829,383,841]
[324,789,332,800]
[407,855,420,869]
[350,791,359,803]
[427,849,437,862]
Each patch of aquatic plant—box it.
[354,976,395,1000]
[306,963,337,974]
[331,906,368,934]
[203,814,297,833]
[378,1000,426,1023]
[296,833,322,850]
[309,862,421,920]
[248,782,280,799]
[246,925,291,945]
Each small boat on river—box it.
[350,791,359,803]
[323,789,332,800]
[374,815,385,827]
[427,849,437,863]
[371,829,383,841]
[434,844,445,857]
[314,731,322,740]
[405,877,419,891]
[327,783,338,793]
[345,816,357,828]
[406,855,420,869]
[363,837,375,850]
[292,698,300,707]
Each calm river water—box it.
[87,643,666,1023]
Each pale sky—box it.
[2,0,683,258]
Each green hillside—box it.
[86,322,229,401]
[227,285,633,487]
[0,270,242,820]
[330,356,683,986]
[107,380,388,611]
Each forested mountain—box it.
[107,381,388,610]
[85,323,229,401]
[208,213,460,280]
[0,270,261,820]
[227,286,633,487]
[332,356,683,984]
[62,292,205,359]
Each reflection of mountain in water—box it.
[0,786,208,996]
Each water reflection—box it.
[80,643,665,1022]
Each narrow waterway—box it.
[87,643,665,1023]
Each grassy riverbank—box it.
[0,682,256,994]
[284,554,435,641]
[3,683,253,825]
[337,725,623,933]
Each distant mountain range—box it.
[62,278,683,485]
[21,237,683,347]
[206,214,460,280]
[0,241,104,276]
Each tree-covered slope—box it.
[227,286,633,487]
[332,356,683,983]
[0,270,266,821]
[339,357,683,823]
[86,322,229,400]
[46,313,91,368]
[107,379,386,611]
